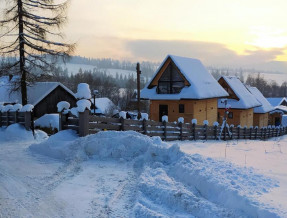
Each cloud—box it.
[125,39,287,71]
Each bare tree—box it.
[0,0,75,104]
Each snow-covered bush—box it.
[20,104,34,112]
[57,101,70,112]
[178,117,184,123]
[77,99,91,112]
[203,120,209,125]
[119,111,126,119]
[75,83,91,99]
[162,115,168,122]
[191,119,197,125]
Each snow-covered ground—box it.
[0,124,286,217]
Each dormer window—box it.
[157,62,185,94]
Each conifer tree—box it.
[0,0,74,104]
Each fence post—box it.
[229,125,233,140]
[237,126,240,140]
[179,122,183,141]
[6,111,9,127]
[192,123,196,140]
[243,126,247,139]
[214,125,218,140]
[59,112,68,131]
[249,127,253,140]
[255,127,258,139]
[202,124,206,140]
[120,116,125,131]
[24,112,31,130]
[142,118,147,135]
[79,109,89,137]
[14,111,18,123]
[163,120,167,141]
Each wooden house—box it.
[246,86,274,127]
[217,76,261,127]
[0,76,76,118]
[267,98,287,126]
[140,55,228,125]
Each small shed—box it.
[218,76,261,127]
[141,55,228,125]
[0,76,76,118]
[246,86,274,127]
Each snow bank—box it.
[2,105,13,112]
[30,130,280,217]
[34,114,59,130]
[75,83,91,99]
[30,130,79,160]
[0,124,34,142]
[12,104,22,111]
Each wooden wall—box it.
[34,86,77,118]
[218,108,254,127]
[149,98,218,125]
[253,113,269,127]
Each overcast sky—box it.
[3,0,287,71]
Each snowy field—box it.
[0,124,286,217]
[63,63,136,78]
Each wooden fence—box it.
[60,110,287,141]
[0,111,33,130]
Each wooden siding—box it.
[218,108,254,127]
[253,113,269,127]
[33,86,76,118]
[149,99,217,125]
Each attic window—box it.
[157,62,185,94]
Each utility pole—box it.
[136,63,141,119]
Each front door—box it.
[275,117,281,126]
[159,105,168,121]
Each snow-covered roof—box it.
[91,97,116,114]
[270,105,287,114]
[266,97,287,107]
[0,76,75,106]
[141,55,228,100]
[246,86,274,113]
[218,76,261,109]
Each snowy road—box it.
[0,125,285,217]
[0,135,137,217]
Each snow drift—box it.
[29,130,280,217]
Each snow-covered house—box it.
[266,97,287,126]
[141,55,228,124]
[246,86,274,127]
[217,76,261,127]
[0,76,76,118]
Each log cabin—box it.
[0,76,76,118]
[246,86,274,127]
[217,76,261,127]
[141,55,228,125]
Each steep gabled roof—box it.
[141,55,228,100]
[218,76,261,109]
[266,97,287,107]
[246,86,274,113]
[0,76,75,106]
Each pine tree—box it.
[0,0,74,104]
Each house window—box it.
[228,111,233,119]
[179,104,184,113]
[157,62,185,94]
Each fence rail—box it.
[60,110,287,141]
[0,111,33,130]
